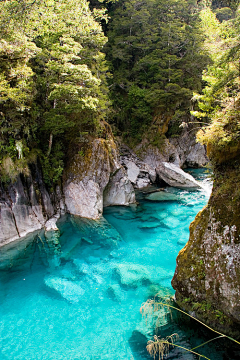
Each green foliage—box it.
[0,0,109,185]
[194,7,240,164]
[105,0,210,141]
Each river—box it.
[1,169,237,359]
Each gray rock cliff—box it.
[0,124,208,248]
[0,164,56,247]
[63,130,135,219]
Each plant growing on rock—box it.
[141,296,240,359]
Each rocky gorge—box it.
[2,118,240,341]
[2,118,240,356]
[0,123,208,247]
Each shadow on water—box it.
[129,330,152,360]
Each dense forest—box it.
[0,0,240,187]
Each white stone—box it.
[125,160,140,183]
[156,162,203,189]
[64,180,102,219]
[136,178,151,189]
[103,169,135,207]
[45,215,60,231]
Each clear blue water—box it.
[0,169,238,359]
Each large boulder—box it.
[156,162,202,189]
[64,178,103,219]
[64,128,135,219]
[103,168,135,207]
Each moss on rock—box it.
[172,158,240,338]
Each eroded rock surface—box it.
[0,123,208,247]
[169,129,208,168]
[0,165,57,246]
[103,167,135,207]
[120,144,156,188]
[156,162,202,189]
[64,128,135,219]
[135,138,181,169]
[172,162,240,336]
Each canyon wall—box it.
[0,125,207,247]
[172,156,240,337]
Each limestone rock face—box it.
[63,131,135,218]
[0,165,57,246]
[172,164,240,335]
[120,144,157,188]
[169,129,208,168]
[136,138,181,169]
[156,162,202,189]
[64,179,103,219]
[103,168,135,207]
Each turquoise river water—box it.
[0,169,239,359]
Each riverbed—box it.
[1,169,235,360]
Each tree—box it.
[194,7,240,164]
[0,0,109,184]
[105,0,210,140]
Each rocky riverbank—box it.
[172,157,240,338]
[0,123,208,247]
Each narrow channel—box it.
[0,169,228,360]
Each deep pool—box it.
[0,169,238,360]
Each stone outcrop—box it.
[156,162,203,189]
[103,167,135,207]
[135,138,181,169]
[0,122,208,247]
[63,125,135,219]
[0,164,58,247]
[169,128,208,168]
[172,160,240,337]
[121,133,208,189]
[134,129,208,170]
[120,144,156,188]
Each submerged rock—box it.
[82,237,93,245]
[115,263,174,288]
[146,191,179,201]
[116,263,151,287]
[156,162,202,189]
[107,283,124,302]
[139,222,161,229]
[44,276,84,303]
